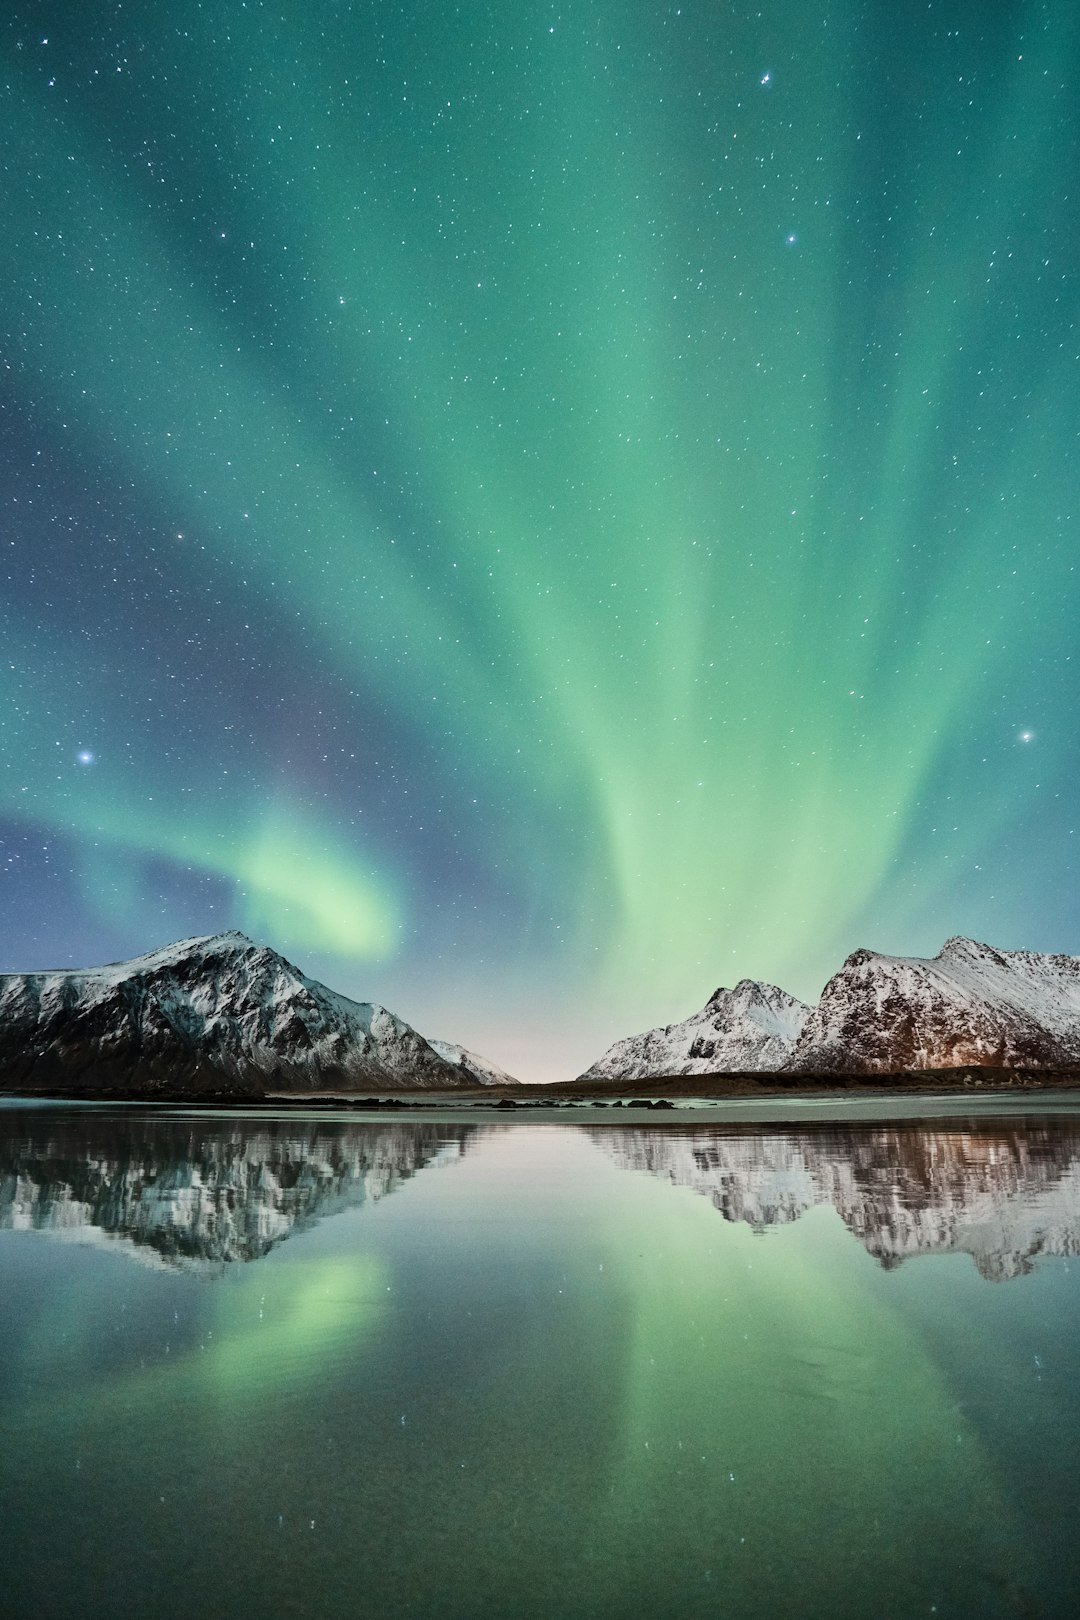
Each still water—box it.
[2,1098,1080,1619]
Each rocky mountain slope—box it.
[0,932,502,1095]
[427,1039,519,1088]
[789,936,1080,1074]
[577,979,812,1082]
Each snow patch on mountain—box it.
[427,1039,519,1087]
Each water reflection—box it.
[0,1109,476,1270]
[3,1106,1080,1281]
[589,1116,1080,1280]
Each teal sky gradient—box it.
[2,1,1079,1078]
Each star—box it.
[77,750,95,766]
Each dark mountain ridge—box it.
[0,932,504,1096]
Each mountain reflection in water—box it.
[589,1116,1080,1280]
[2,1107,1080,1281]
[0,1110,477,1269]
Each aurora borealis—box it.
[2,1,1079,1079]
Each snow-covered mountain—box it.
[577,979,812,1082]
[0,932,492,1095]
[427,1039,519,1087]
[789,936,1080,1074]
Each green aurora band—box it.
[2,1,1079,1075]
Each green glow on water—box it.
[594,1189,1021,1610]
[0,1113,1074,1618]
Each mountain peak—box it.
[98,930,263,974]
[170,929,265,956]
[939,935,991,958]
[707,978,774,1010]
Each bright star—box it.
[77,750,95,766]
[760,71,771,86]
[1018,730,1035,743]
[785,233,797,245]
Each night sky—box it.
[2,1,1078,1080]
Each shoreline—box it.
[2,1063,1080,1113]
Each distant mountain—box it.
[789,936,1080,1074]
[577,979,812,1082]
[0,932,491,1095]
[427,1039,519,1087]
